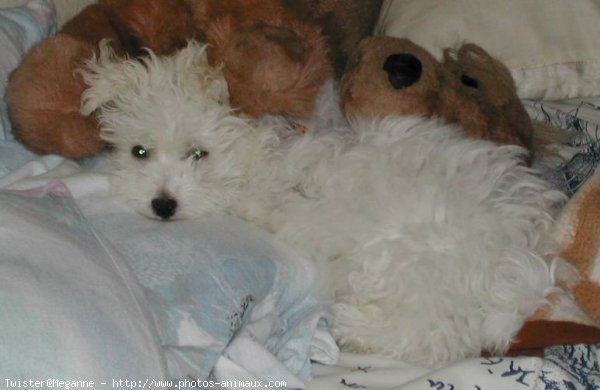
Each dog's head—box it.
[81,40,257,220]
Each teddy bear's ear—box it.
[443,43,516,106]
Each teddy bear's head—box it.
[341,37,534,150]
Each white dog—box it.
[81,41,566,367]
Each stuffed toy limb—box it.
[6,0,200,159]
[194,0,333,118]
[188,0,382,118]
[7,0,381,159]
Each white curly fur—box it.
[81,41,567,367]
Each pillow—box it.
[376,0,600,100]
[0,0,56,140]
[0,182,167,380]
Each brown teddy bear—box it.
[6,0,382,160]
[341,37,534,151]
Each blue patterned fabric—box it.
[310,347,600,389]
[419,350,600,390]
[89,212,333,385]
[525,99,600,196]
[0,142,336,385]
[543,345,600,389]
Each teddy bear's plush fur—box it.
[192,0,332,118]
[189,0,381,117]
[341,37,534,150]
[280,0,384,77]
[6,0,382,160]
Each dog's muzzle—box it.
[151,196,178,220]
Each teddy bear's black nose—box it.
[151,196,178,220]
[383,53,422,90]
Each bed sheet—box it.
[310,345,600,390]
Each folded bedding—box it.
[0,154,338,386]
[89,201,337,384]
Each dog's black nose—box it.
[383,53,422,90]
[151,197,178,220]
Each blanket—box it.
[0,144,338,387]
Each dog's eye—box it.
[188,148,209,161]
[131,145,149,159]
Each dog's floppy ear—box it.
[79,39,145,115]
